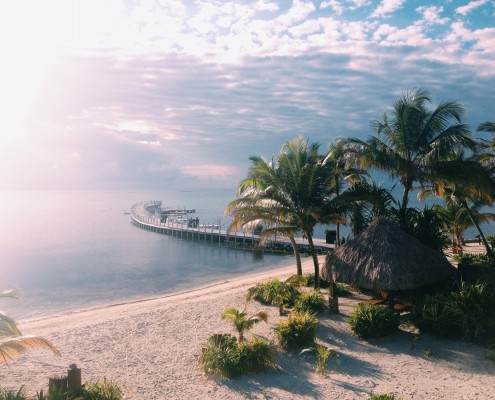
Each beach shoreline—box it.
[2,256,494,400]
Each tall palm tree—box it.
[227,137,345,287]
[1,286,60,363]
[221,307,268,342]
[323,140,367,245]
[344,88,476,225]
[433,202,495,249]
[478,121,495,136]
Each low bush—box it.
[247,278,300,315]
[413,280,495,340]
[275,311,318,351]
[0,387,26,400]
[79,378,123,400]
[368,395,397,400]
[300,345,336,374]
[302,273,329,289]
[349,304,399,339]
[200,334,277,379]
[456,253,495,268]
[294,290,326,314]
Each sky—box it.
[1,0,494,190]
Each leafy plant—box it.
[368,395,397,400]
[349,304,399,339]
[275,311,318,351]
[456,253,495,267]
[221,307,268,342]
[302,273,329,289]
[79,378,123,400]
[0,387,27,400]
[294,290,326,314]
[300,345,336,374]
[200,334,277,379]
[247,277,300,315]
[414,292,460,338]
[0,286,60,363]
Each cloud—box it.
[370,0,405,18]
[455,0,489,16]
[416,6,450,25]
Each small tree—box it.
[221,307,268,342]
[247,276,302,315]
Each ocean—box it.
[1,189,492,323]
[0,189,296,322]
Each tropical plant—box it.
[221,307,268,342]
[0,286,60,363]
[0,387,26,400]
[413,292,460,338]
[293,290,326,314]
[368,395,398,400]
[300,345,336,374]
[434,203,495,249]
[349,304,400,339]
[79,378,123,400]
[275,311,318,351]
[344,88,475,226]
[200,334,277,379]
[247,277,301,315]
[226,137,347,286]
[455,253,495,267]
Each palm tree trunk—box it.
[306,233,319,289]
[400,181,411,227]
[336,223,340,247]
[288,235,302,275]
[461,200,493,255]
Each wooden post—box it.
[68,366,82,395]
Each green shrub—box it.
[294,290,326,314]
[456,253,495,268]
[200,334,277,379]
[302,273,329,289]
[247,278,300,315]
[0,387,27,400]
[334,283,352,297]
[368,395,397,400]
[413,292,460,338]
[300,345,336,374]
[349,304,399,339]
[275,311,318,350]
[413,280,495,340]
[79,378,123,400]
[238,337,278,373]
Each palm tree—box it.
[323,140,367,246]
[1,286,60,363]
[433,202,495,249]
[478,121,495,136]
[226,192,303,275]
[344,88,476,225]
[227,137,344,287]
[247,276,302,316]
[221,307,268,342]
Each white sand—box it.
[1,256,494,400]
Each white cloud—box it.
[370,0,405,18]
[320,0,345,16]
[416,6,449,25]
[455,0,489,16]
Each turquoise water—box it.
[0,189,295,321]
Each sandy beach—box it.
[1,255,494,400]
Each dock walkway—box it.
[130,200,334,254]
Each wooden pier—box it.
[130,201,333,254]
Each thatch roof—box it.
[321,217,456,291]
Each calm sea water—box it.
[0,189,295,321]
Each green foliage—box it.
[0,387,26,400]
[200,335,277,379]
[300,345,336,374]
[78,378,123,400]
[335,283,352,297]
[275,311,318,351]
[368,395,397,400]
[348,304,400,339]
[302,273,329,289]
[413,280,495,340]
[294,290,326,314]
[456,253,495,268]
[221,307,268,342]
[246,278,300,315]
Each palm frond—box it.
[0,336,61,363]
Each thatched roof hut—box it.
[321,217,456,291]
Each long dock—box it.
[130,201,334,254]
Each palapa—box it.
[321,217,456,291]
